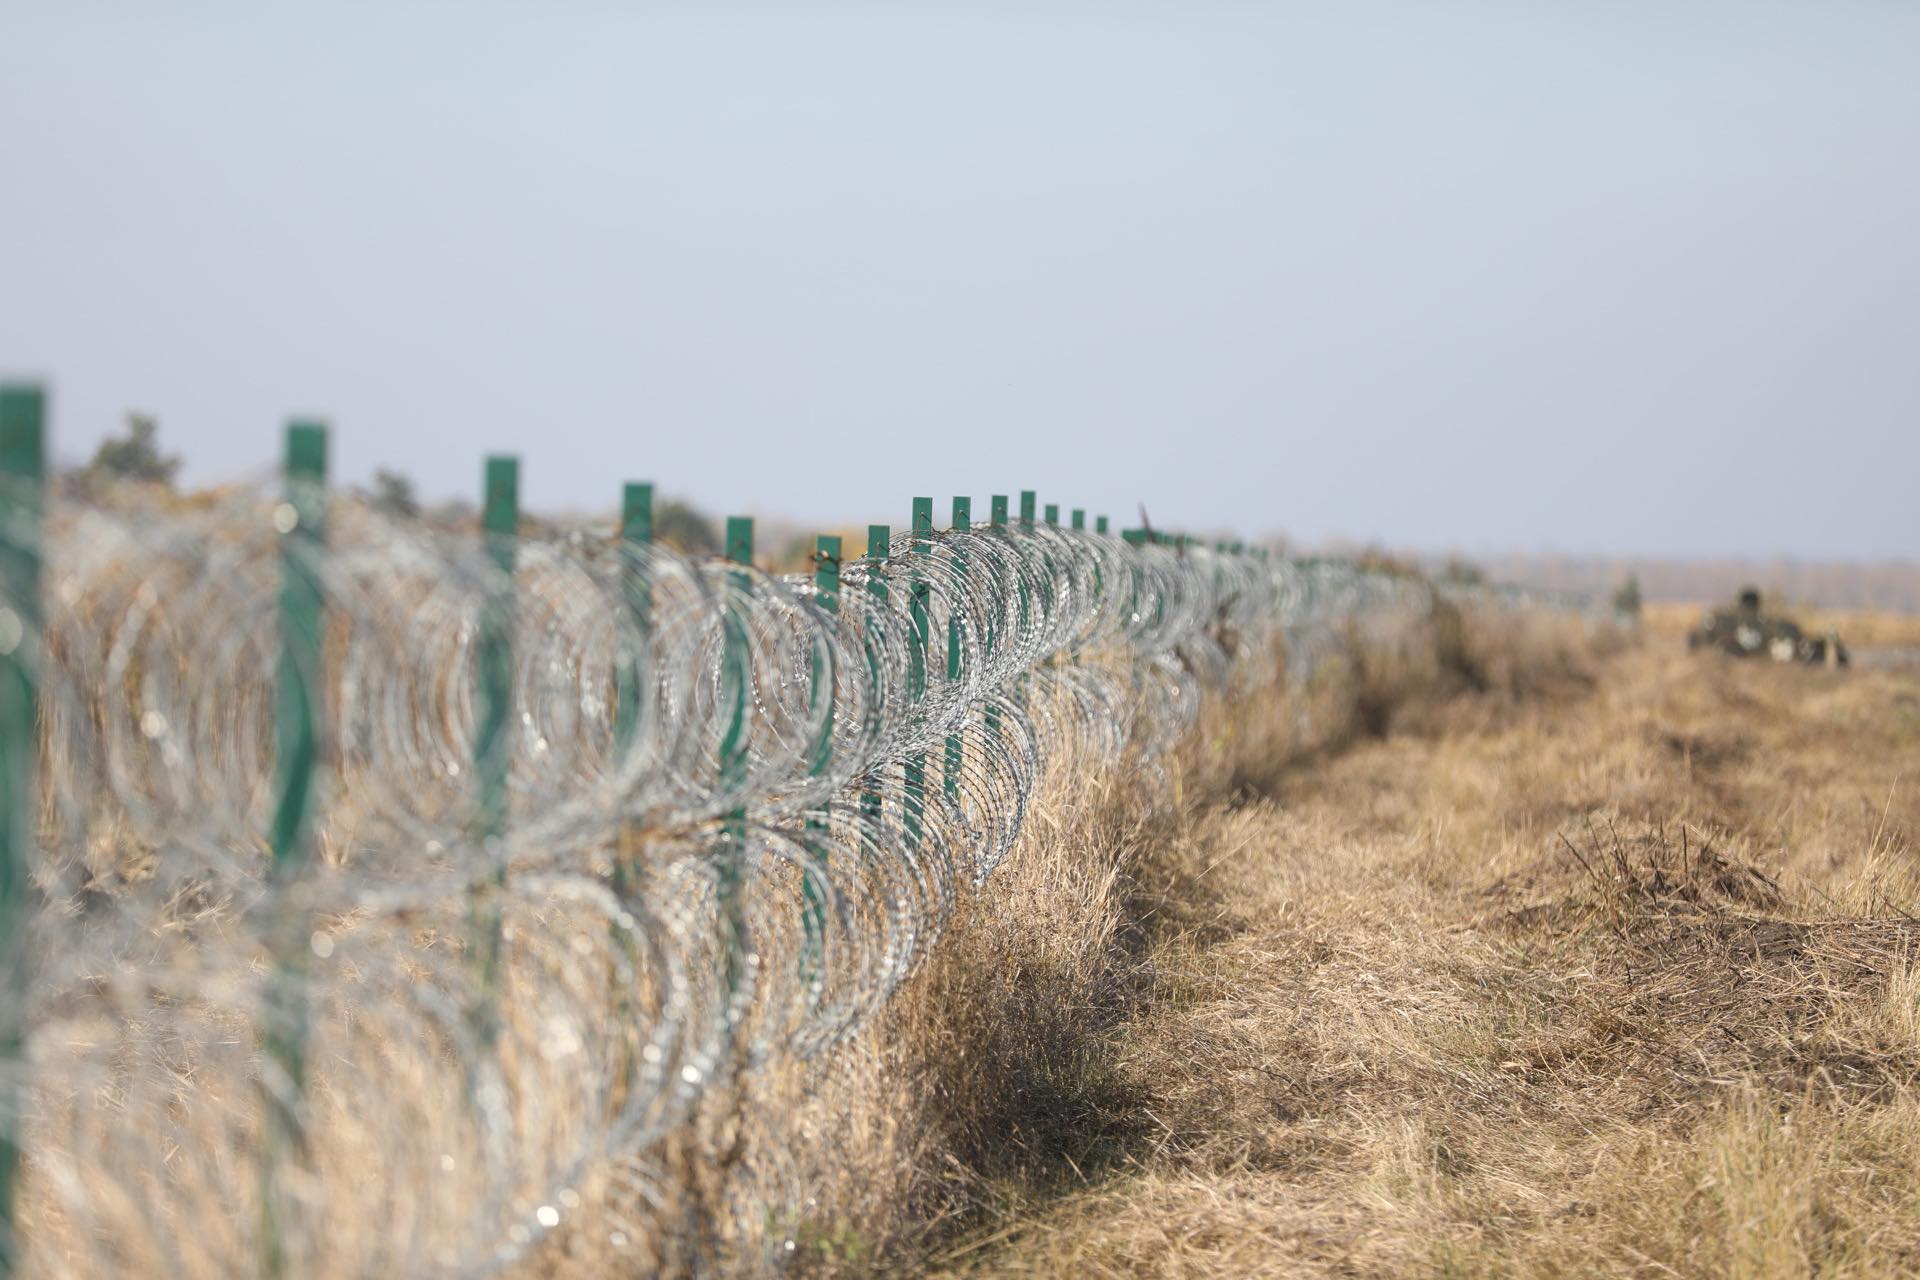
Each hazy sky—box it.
[4,3,1916,557]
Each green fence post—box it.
[1044,503,1059,526]
[0,385,44,1273]
[807,535,840,794]
[717,517,754,1006]
[860,525,889,824]
[1096,515,1109,535]
[1073,508,1100,611]
[719,517,754,819]
[946,498,970,685]
[984,496,1007,725]
[259,419,328,1276]
[1014,492,1035,705]
[799,534,838,979]
[908,498,932,702]
[614,482,653,757]
[272,423,327,877]
[815,537,843,602]
[1121,529,1147,630]
[865,525,890,598]
[726,519,754,566]
[622,482,654,544]
[905,499,931,850]
[471,456,517,1041]
[611,482,653,900]
[945,498,969,806]
[477,457,518,843]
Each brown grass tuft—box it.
[911,617,1920,1278]
[531,607,1920,1276]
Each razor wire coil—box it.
[0,464,1578,1277]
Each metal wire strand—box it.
[6,489,1587,1277]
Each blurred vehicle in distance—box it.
[1688,586,1848,666]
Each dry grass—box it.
[525,605,1920,1277]
[522,689,1190,1277]
[709,605,1620,1275]
[896,619,1920,1278]
[1643,601,1920,651]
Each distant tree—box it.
[86,413,180,487]
[655,497,721,555]
[369,467,420,519]
[1612,574,1643,617]
[1440,555,1485,586]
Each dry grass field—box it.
[1642,602,1920,653]
[756,605,1920,1278]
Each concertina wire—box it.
[0,477,1516,1276]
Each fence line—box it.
[0,385,1494,1275]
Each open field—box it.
[775,610,1920,1277]
[1460,557,1920,616]
[14,497,1913,1277]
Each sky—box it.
[3,2,1916,558]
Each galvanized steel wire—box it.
[5,483,1449,1276]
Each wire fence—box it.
[0,386,1546,1275]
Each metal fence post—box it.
[807,535,840,798]
[260,420,328,1274]
[905,499,932,851]
[945,498,969,806]
[0,385,44,1273]
[719,517,753,816]
[272,423,327,878]
[614,482,653,758]
[1014,492,1035,706]
[983,497,1007,728]
[471,455,518,1039]
[612,482,653,899]
[802,534,839,978]
[718,517,754,1005]
[477,457,518,844]
[860,525,888,825]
